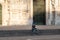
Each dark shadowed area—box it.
[33,0,46,25]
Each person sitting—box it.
[32,24,38,34]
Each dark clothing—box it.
[32,25,38,34]
[32,28,37,32]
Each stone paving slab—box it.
[0,25,60,30]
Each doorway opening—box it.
[0,4,2,25]
[33,0,46,25]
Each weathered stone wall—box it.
[0,0,60,26]
[0,4,2,25]
[46,0,60,25]
[0,0,33,26]
[55,0,60,25]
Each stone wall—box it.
[55,0,60,25]
[0,0,33,26]
[0,0,60,26]
[46,0,60,25]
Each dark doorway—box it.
[33,0,46,25]
[0,4,2,25]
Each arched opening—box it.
[0,4,2,25]
[33,0,46,25]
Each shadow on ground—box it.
[0,29,60,37]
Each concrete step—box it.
[0,25,60,30]
[0,29,60,37]
[0,25,60,37]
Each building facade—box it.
[0,0,60,26]
[0,0,33,26]
[46,0,60,25]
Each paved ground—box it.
[0,25,60,40]
[0,25,60,30]
[0,35,60,40]
[0,25,59,37]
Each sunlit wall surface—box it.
[0,0,60,26]
[0,0,33,26]
[0,4,2,25]
[46,0,60,25]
